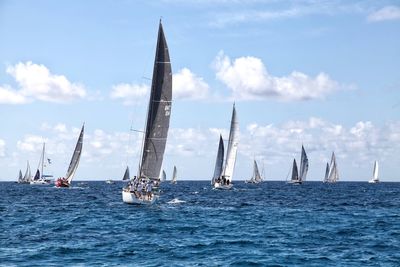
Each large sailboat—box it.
[55,124,84,188]
[211,104,239,190]
[245,160,263,184]
[122,20,172,205]
[368,161,379,183]
[324,151,339,183]
[170,166,177,184]
[31,143,53,185]
[289,145,309,184]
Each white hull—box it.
[30,179,51,185]
[288,180,302,185]
[368,179,379,184]
[122,190,158,205]
[213,182,233,190]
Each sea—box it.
[1,181,399,266]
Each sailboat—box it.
[122,20,172,205]
[170,166,177,184]
[368,161,379,183]
[161,170,167,182]
[55,124,84,187]
[289,145,309,184]
[245,160,263,184]
[324,151,339,183]
[31,143,53,185]
[17,161,31,184]
[211,104,239,190]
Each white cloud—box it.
[0,139,5,157]
[0,85,28,104]
[5,61,86,103]
[173,68,209,100]
[213,51,339,101]
[367,6,400,22]
[110,83,149,105]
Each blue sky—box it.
[0,0,399,181]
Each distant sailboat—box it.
[18,161,31,184]
[290,158,299,183]
[212,104,239,190]
[31,143,53,185]
[122,166,130,181]
[324,151,339,183]
[289,145,309,184]
[171,166,177,184]
[161,170,167,182]
[122,20,172,205]
[17,169,23,183]
[55,124,84,188]
[323,162,329,183]
[368,161,379,183]
[245,160,263,184]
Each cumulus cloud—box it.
[213,51,339,101]
[110,83,149,105]
[3,61,86,103]
[0,139,5,157]
[173,68,209,100]
[367,6,400,22]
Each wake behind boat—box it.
[368,161,379,183]
[55,124,84,188]
[122,20,172,205]
[211,104,239,190]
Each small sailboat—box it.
[122,166,130,181]
[161,170,167,182]
[122,20,172,205]
[368,161,379,183]
[105,179,115,184]
[324,151,339,183]
[170,166,177,184]
[31,143,53,185]
[245,160,263,184]
[17,169,23,183]
[290,158,299,183]
[289,145,309,184]
[55,124,84,188]
[18,161,31,184]
[212,104,239,190]
[323,162,329,183]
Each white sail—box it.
[18,170,23,183]
[23,161,31,183]
[254,160,262,182]
[171,166,177,184]
[222,104,239,183]
[369,160,379,183]
[65,124,84,183]
[161,170,167,182]
[327,152,339,183]
[299,145,309,182]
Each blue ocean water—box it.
[1,181,400,266]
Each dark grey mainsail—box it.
[65,124,84,183]
[299,145,309,182]
[212,134,225,184]
[291,158,299,181]
[139,21,172,180]
[324,162,329,182]
[122,166,130,181]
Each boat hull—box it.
[30,179,51,185]
[368,179,379,183]
[122,190,158,205]
[55,178,70,188]
[213,182,233,190]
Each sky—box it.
[0,0,399,181]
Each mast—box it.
[291,158,298,181]
[65,124,84,183]
[139,20,172,180]
[212,134,224,184]
[222,103,239,182]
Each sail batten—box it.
[139,21,172,180]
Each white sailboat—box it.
[17,169,23,183]
[324,151,339,183]
[212,103,239,190]
[161,170,167,182]
[368,161,379,183]
[122,20,172,205]
[31,143,53,185]
[245,160,263,184]
[289,145,309,184]
[55,124,84,187]
[18,161,31,184]
[170,166,177,184]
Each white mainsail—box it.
[23,161,31,183]
[253,160,262,183]
[65,124,84,183]
[161,170,167,182]
[18,170,23,183]
[171,166,177,184]
[369,161,379,183]
[222,104,239,183]
[299,145,309,182]
[326,152,339,183]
